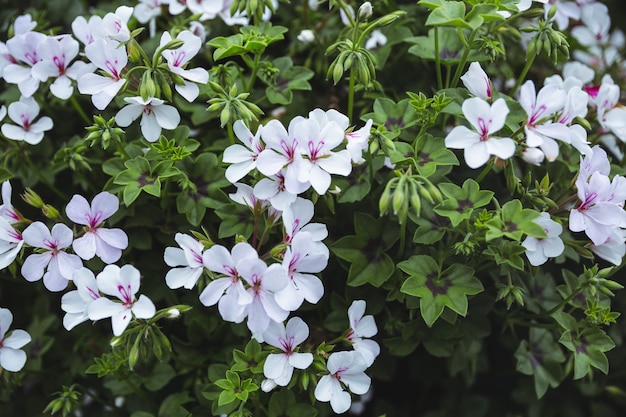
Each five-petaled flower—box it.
[21,222,83,292]
[314,350,372,414]
[61,267,101,331]
[0,307,31,372]
[261,316,313,387]
[444,97,516,169]
[87,264,156,336]
[115,96,181,142]
[65,191,128,264]
[164,232,207,290]
[345,300,380,367]
[1,95,53,145]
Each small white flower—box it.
[521,212,565,266]
[115,96,181,142]
[0,307,31,372]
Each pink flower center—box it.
[117,284,133,306]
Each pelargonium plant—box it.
[1,0,626,416]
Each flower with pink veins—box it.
[346,300,380,367]
[281,197,328,246]
[345,119,373,164]
[2,31,47,97]
[1,95,53,145]
[164,233,207,290]
[78,38,128,110]
[102,6,134,42]
[519,80,568,161]
[223,120,264,183]
[60,267,101,330]
[314,350,372,414]
[570,2,611,48]
[591,228,626,266]
[275,231,327,312]
[160,30,209,102]
[253,169,300,211]
[460,61,493,101]
[444,97,516,168]
[262,316,313,386]
[256,118,309,194]
[31,35,94,100]
[239,258,289,335]
[71,15,105,45]
[88,264,156,336]
[21,222,83,292]
[569,172,626,245]
[0,307,31,372]
[0,216,24,270]
[521,212,564,266]
[294,117,352,195]
[65,191,128,264]
[115,96,180,142]
[0,181,21,224]
[199,242,256,322]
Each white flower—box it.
[521,212,565,266]
[223,120,264,183]
[297,29,315,44]
[0,216,24,270]
[88,264,156,336]
[346,300,380,366]
[78,38,128,110]
[164,233,207,290]
[365,30,386,50]
[461,61,492,101]
[160,30,209,101]
[61,267,101,330]
[0,307,31,372]
[444,97,515,168]
[314,351,371,414]
[1,95,53,145]
[262,316,313,386]
[115,96,181,142]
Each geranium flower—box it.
[314,350,372,414]
[102,6,134,42]
[65,191,128,264]
[71,15,104,45]
[160,30,209,102]
[239,259,289,335]
[0,307,31,372]
[1,95,53,145]
[275,231,327,311]
[88,264,156,336]
[31,35,93,100]
[21,222,83,292]
[223,120,264,183]
[0,180,21,224]
[262,317,313,386]
[460,61,493,101]
[346,300,380,367]
[199,242,256,322]
[0,216,24,270]
[78,38,128,110]
[521,212,565,266]
[164,233,207,289]
[444,97,516,168]
[60,267,101,330]
[115,96,180,142]
[2,31,47,97]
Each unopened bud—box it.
[42,204,61,220]
[358,2,373,19]
[22,188,44,208]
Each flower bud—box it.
[21,188,44,208]
[297,29,315,44]
[358,2,373,19]
[41,204,61,220]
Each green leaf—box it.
[413,133,459,177]
[485,200,544,241]
[434,179,493,226]
[399,256,483,326]
[559,327,615,380]
[515,328,566,398]
[424,1,471,28]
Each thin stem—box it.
[347,65,356,122]
[434,26,443,90]
[450,29,478,88]
[475,158,495,184]
[510,53,535,96]
[70,95,91,125]
[245,53,262,93]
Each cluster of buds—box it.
[523,9,570,62]
[379,170,442,224]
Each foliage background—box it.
[1,1,626,417]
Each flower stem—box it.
[510,54,535,97]
[347,65,356,123]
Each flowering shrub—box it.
[2,0,626,416]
